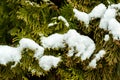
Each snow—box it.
[40,29,95,61]
[34,47,44,59]
[95,50,106,60]
[58,16,69,27]
[110,3,120,10]
[103,7,117,18]
[41,33,65,49]
[2,3,120,69]
[19,38,40,51]
[0,38,45,68]
[89,3,106,19]
[79,35,96,61]
[48,22,57,27]
[0,45,21,68]
[88,59,97,68]
[67,47,75,57]
[88,49,106,68]
[39,55,61,71]
[108,18,120,40]
[19,38,44,59]
[99,8,117,30]
[48,16,69,27]
[73,8,90,27]
[104,34,110,41]
[64,29,95,61]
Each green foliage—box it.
[1,0,120,80]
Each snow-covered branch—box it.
[41,33,65,49]
[1,3,120,70]
[73,8,90,27]
[0,45,21,68]
[19,38,44,59]
[39,55,61,71]
[0,38,44,68]
[89,3,106,19]
[58,16,69,27]
[73,3,120,41]
[88,50,106,68]
[41,29,95,61]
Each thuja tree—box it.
[1,0,120,80]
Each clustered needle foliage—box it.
[0,0,120,80]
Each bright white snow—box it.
[19,38,41,51]
[41,33,65,49]
[110,3,120,10]
[58,16,69,27]
[0,38,45,68]
[108,18,120,40]
[19,38,44,59]
[39,55,61,71]
[89,3,106,19]
[64,29,95,61]
[48,22,57,27]
[73,8,90,27]
[41,29,95,61]
[34,46,44,59]
[88,49,106,68]
[99,8,117,30]
[104,34,110,41]
[0,45,21,68]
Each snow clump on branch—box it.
[19,38,44,59]
[73,3,107,27]
[89,3,107,19]
[104,34,110,41]
[48,22,57,27]
[41,33,65,49]
[99,7,117,30]
[0,45,21,68]
[88,49,106,68]
[110,3,120,10]
[108,18,120,40]
[73,8,90,27]
[41,29,95,61]
[64,29,95,61]
[39,55,61,71]
[0,38,45,68]
[48,16,69,27]
[58,16,69,27]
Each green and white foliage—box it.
[0,0,120,80]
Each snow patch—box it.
[41,33,65,49]
[89,3,106,19]
[58,16,69,27]
[73,8,90,27]
[110,3,120,10]
[39,55,61,71]
[0,45,21,68]
[41,29,95,61]
[104,34,110,41]
[64,29,95,61]
[88,49,106,68]
[99,8,117,30]
[108,18,120,40]
[48,22,57,27]
[19,38,44,59]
